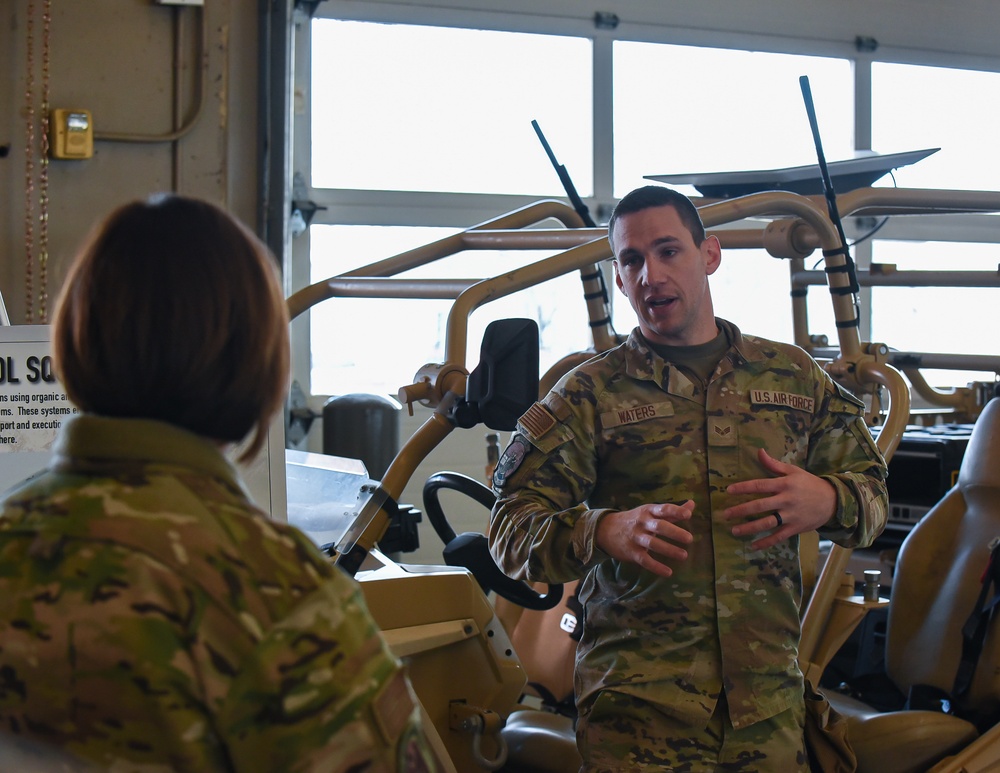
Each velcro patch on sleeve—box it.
[372,669,415,745]
[600,401,674,429]
[493,437,530,489]
[520,402,557,439]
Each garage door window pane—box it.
[309,224,594,396]
[311,20,592,195]
[873,63,1000,191]
[613,42,853,198]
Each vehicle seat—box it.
[500,709,580,773]
[828,397,1000,773]
[495,582,583,772]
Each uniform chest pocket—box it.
[744,392,814,457]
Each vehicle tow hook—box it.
[449,701,508,770]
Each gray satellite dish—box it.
[645,148,939,198]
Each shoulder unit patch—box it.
[493,437,530,489]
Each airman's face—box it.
[612,205,721,347]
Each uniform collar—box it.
[621,318,773,393]
[51,414,245,494]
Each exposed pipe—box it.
[793,269,1000,289]
[93,5,206,143]
[288,199,619,353]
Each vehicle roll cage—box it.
[286,182,1000,708]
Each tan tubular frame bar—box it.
[288,199,618,356]
[774,188,1000,361]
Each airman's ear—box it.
[702,235,722,276]
[613,260,626,296]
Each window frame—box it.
[290,0,1000,399]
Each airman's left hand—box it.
[722,447,836,550]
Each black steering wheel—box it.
[423,471,563,611]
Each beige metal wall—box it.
[2,0,261,325]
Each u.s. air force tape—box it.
[749,390,815,413]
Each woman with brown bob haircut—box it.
[0,194,443,772]
[53,193,288,461]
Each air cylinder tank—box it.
[322,393,401,480]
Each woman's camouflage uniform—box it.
[490,320,887,764]
[0,415,438,772]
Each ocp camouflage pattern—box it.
[490,320,888,730]
[577,689,808,771]
[0,415,439,772]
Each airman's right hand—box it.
[595,500,694,578]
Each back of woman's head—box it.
[53,194,290,460]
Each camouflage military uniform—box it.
[490,320,887,770]
[0,415,440,773]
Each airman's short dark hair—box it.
[607,185,707,251]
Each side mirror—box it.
[462,318,539,431]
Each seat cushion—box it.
[501,709,581,773]
[828,692,979,773]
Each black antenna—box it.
[798,76,862,307]
[531,119,597,228]
[530,119,615,336]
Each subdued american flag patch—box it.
[520,402,557,438]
